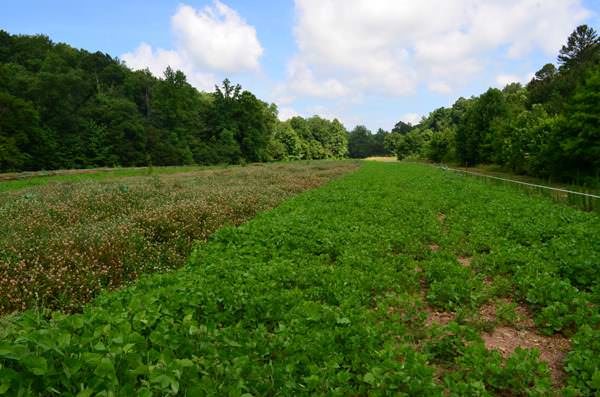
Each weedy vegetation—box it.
[0,161,357,314]
[0,165,217,193]
[0,161,599,396]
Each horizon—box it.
[3,0,600,131]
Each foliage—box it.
[565,325,600,395]
[385,24,600,186]
[558,25,600,71]
[0,162,598,395]
[347,126,390,158]
[0,31,348,172]
[0,161,357,314]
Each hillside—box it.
[0,31,348,172]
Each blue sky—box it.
[3,1,600,131]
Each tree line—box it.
[2,26,599,184]
[0,31,347,172]
[384,25,600,185]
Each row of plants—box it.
[0,161,598,395]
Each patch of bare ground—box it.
[429,243,440,252]
[479,299,571,386]
[419,287,456,327]
[457,256,471,267]
[478,298,535,327]
[426,307,456,326]
[437,212,446,223]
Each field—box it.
[0,166,220,193]
[0,161,358,314]
[1,161,599,396]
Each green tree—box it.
[553,66,600,179]
[372,128,390,156]
[348,125,374,158]
[0,92,55,171]
[272,122,303,160]
[391,120,413,135]
[455,89,507,165]
[427,128,455,163]
[527,64,559,110]
[558,25,600,71]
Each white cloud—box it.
[278,107,300,121]
[401,113,421,125]
[289,0,589,97]
[428,82,452,95]
[495,72,536,88]
[285,58,349,99]
[495,74,523,87]
[122,1,262,90]
[171,3,263,72]
[122,43,217,91]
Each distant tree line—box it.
[385,25,600,185]
[3,25,599,185]
[346,126,392,158]
[0,31,347,172]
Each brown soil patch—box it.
[437,213,446,223]
[479,301,497,323]
[479,298,570,385]
[478,298,535,328]
[482,326,570,385]
[425,307,456,326]
[457,256,471,267]
[429,243,440,252]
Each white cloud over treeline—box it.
[122,1,263,90]
[284,0,589,98]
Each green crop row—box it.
[0,162,598,395]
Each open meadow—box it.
[0,161,599,396]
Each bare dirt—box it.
[437,212,446,223]
[457,256,472,267]
[425,308,456,326]
[479,299,571,386]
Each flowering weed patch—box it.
[0,161,357,314]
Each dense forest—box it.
[0,30,347,172]
[1,25,599,185]
[384,25,600,185]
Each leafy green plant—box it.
[564,325,600,395]
[496,301,519,326]
[0,162,598,395]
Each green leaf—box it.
[590,370,600,390]
[94,357,116,380]
[0,380,10,395]
[176,358,194,368]
[363,372,376,385]
[22,356,48,376]
[75,389,94,397]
